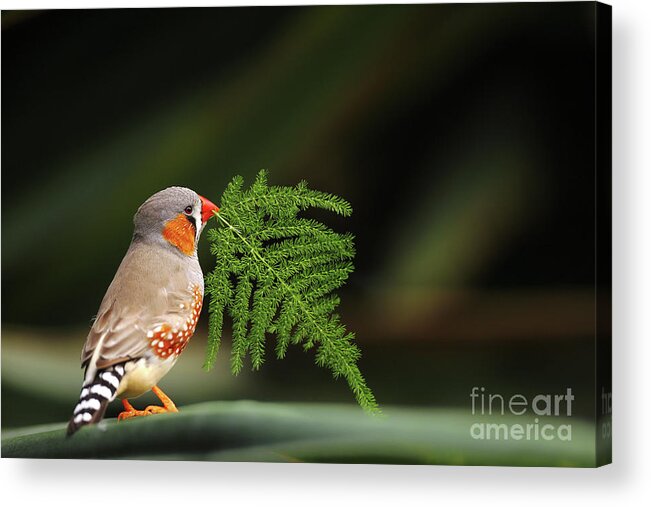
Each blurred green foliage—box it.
[2,4,595,325]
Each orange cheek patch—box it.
[163,213,195,255]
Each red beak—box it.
[199,195,219,223]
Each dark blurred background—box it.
[2,3,598,428]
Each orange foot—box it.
[117,385,179,421]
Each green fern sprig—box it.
[203,170,379,414]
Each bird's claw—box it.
[117,387,179,421]
[117,405,176,420]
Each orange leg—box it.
[141,385,179,414]
[117,386,179,421]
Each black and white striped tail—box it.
[66,364,125,436]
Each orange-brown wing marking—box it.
[148,286,203,359]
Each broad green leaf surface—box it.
[2,401,595,466]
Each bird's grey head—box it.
[133,187,205,254]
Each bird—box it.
[66,186,219,436]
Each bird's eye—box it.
[184,206,193,215]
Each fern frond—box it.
[203,170,379,414]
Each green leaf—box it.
[1,402,597,466]
[204,170,379,414]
